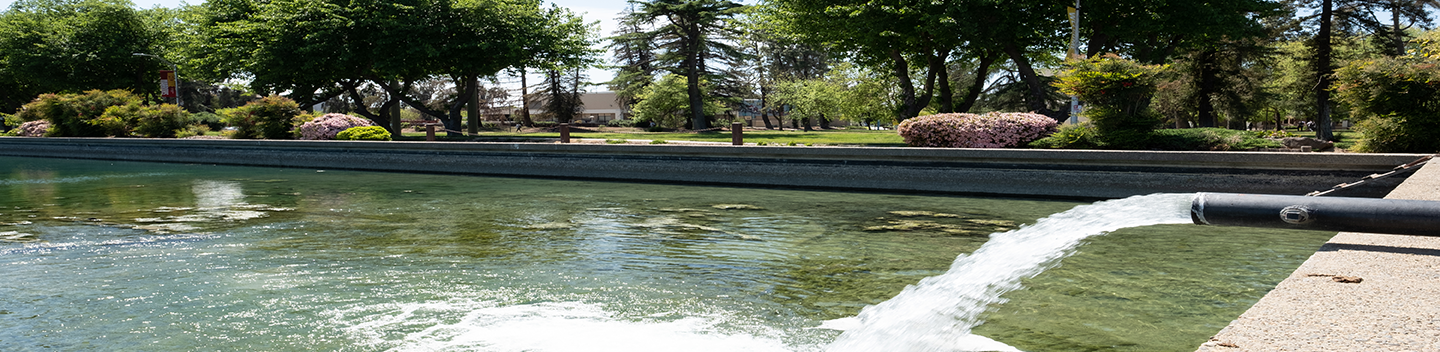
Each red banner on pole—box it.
[159,70,177,98]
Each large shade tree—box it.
[0,0,168,115]
[624,0,746,130]
[194,0,593,135]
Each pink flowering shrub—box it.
[15,120,51,137]
[296,113,375,140]
[897,112,1059,148]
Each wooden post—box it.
[732,122,743,146]
[560,123,570,143]
[426,124,436,141]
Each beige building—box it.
[513,91,626,124]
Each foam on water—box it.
[0,172,169,186]
[823,193,1196,352]
[334,301,799,352]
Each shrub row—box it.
[3,90,194,138]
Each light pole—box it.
[132,53,182,108]
[1066,0,1082,125]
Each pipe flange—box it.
[1279,205,1313,225]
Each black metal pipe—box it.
[1191,193,1440,236]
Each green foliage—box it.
[1147,128,1282,151]
[10,90,195,137]
[631,74,724,128]
[130,104,193,138]
[1029,124,1102,149]
[14,90,143,137]
[1334,30,1440,153]
[606,119,636,127]
[218,95,303,139]
[649,139,667,144]
[1054,56,1167,142]
[1250,130,1297,139]
[625,0,747,129]
[174,124,211,138]
[0,0,168,114]
[1031,126,1281,151]
[336,126,392,141]
[190,111,225,130]
[195,0,595,111]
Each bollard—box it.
[425,124,436,141]
[732,122,743,146]
[559,123,570,143]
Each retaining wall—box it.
[0,137,1426,199]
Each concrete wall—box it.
[0,137,1427,199]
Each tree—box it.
[535,67,586,123]
[632,73,723,128]
[1353,0,1439,56]
[627,0,747,130]
[606,4,658,114]
[767,0,966,121]
[194,0,594,135]
[0,0,167,115]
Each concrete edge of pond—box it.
[0,137,1428,199]
[1197,161,1440,351]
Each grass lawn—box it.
[401,128,908,146]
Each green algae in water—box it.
[0,156,1333,351]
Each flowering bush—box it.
[897,112,1058,148]
[335,126,392,141]
[15,120,51,137]
[297,113,375,140]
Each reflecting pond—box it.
[0,156,1333,351]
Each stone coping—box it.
[1197,160,1440,351]
[0,137,1425,171]
[0,137,1427,199]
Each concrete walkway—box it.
[1198,160,1440,351]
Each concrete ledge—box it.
[0,137,1426,199]
[1198,161,1440,351]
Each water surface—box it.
[0,156,1333,351]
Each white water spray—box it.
[823,193,1196,352]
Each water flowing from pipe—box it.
[823,193,1196,352]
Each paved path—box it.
[1198,159,1440,351]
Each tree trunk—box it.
[937,56,953,113]
[520,68,534,127]
[466,75,480,135]
[956,51,998,113]
[1002,43,1062,120]
[1196,49,1218,128]
[760,86,775,130]
[447,77,469,137]
[889,49,919,121]
[1392,4,1404,56]
[385,97,402,139]
[1315,0,1335,141]
[686,27,706,130]
[1274,108,1282,131]
[819,113,830,129]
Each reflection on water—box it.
[0,156,1335,351]
[193,180,245,208]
